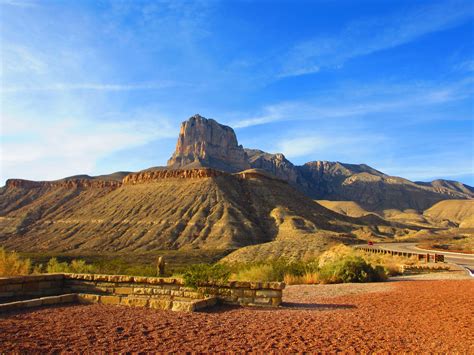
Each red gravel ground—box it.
[0,280,472,353]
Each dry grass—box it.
[284,272,319,285]
[0,247,31,276]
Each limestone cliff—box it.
[167,114,250,172]
[5,178,122,190]
[122,168,226,185]
[245,149,300,184]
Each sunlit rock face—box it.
[167,114,250,173]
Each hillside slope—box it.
[424,200,474,228]
[0,169,406,253]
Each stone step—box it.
[0,293,218,313]
[0,294,76,312]
[77,293,218,312]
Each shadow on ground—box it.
[281,302,356,310]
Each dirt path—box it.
[0,280,472,352]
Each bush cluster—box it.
[0,247,31,277]
[229,260,317,282]
[317,256,386,283]
[182,263,231,289]
[45,258,95,274]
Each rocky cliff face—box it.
[164,114,473,212]
[298,162,474,211]
[167,114,250,172]
[245,149,300,184]
[122,168,226,185]
[5,178,122,189]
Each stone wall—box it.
[0,273,284,312]
[63,273,284,307]
[0,274,64,303]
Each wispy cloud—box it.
[1,81,181,93]
[279,0,474,77]
[1,111,176,183]
[277,134,387,159]
[232,77,473,128]
[0,0,37,7]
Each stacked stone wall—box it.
[64,273,284,307]
[0,273,284,313]
[0,274,64,303]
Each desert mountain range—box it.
[167,115,473,211]
[0,114,472,256]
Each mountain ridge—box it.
[164,114,473,211]
[3,114,473,213]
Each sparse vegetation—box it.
[45,258,95,274]
[230,259,316,282]
[317,256,386,283]
[182,264,231,289]
[3,244,421,284]
[0,247,31,276]
[22,249,229,277]
[226,244,420,284]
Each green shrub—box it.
[230,259,318,282]
[70,259,95,273]
[46,258,95,274]
[46,257,71,273]
[0,247,31,276]
[318,256,386,284]
[182,264,231,289]
[231,263,275,282]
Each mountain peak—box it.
[167,114,250,172]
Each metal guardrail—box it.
[357,246,445,263]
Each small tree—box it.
[0,247,31,276]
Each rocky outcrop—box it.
[167,114,250,172]
[5,179,122,190]
[416,179,474,196]
[122,168,227,185]
[297,162,473,211]
[245,149,300,184]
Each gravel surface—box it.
[0,280,472,353]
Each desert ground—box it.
[1,274,472,353]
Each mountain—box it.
[167,114,250,172]
[0,168,404,253]
[297,161,473,211]
[166,115,473,212]
[1,113,472,254]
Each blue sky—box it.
[1,0,473,185]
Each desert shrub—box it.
[319,244,415,277]
[232,264,276,282]
[231,259,316,282]
[318,256,386,284]
[183,264,231,289]
[46,258,95,274]
[0,247,31,276]
[70,259,95,273]
[46,257,71,273]
[32,263,44,274]
[318,244,355,268]
[360,253,412,276]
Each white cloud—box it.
[0,0,37,7]
[277,134,386,159]
[0,112,176,184]
[231,78,473,128]
[1,81,180,93]
[279,1,473,77]
[0,45,46,76]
